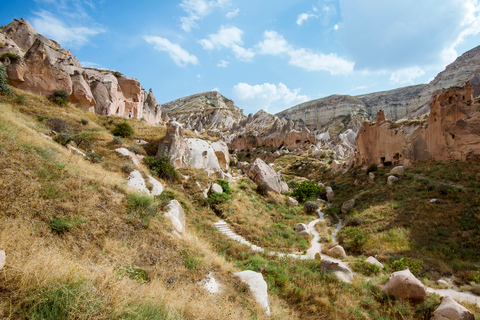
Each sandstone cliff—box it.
[0,18,162,124]
[352,83,480,166]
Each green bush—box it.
[0,65,13,95]
[112,136,123,145]
[304,201,319,214]
[352,258,381,276]
[229,159,236,167]
[216,179,231,194]
[46,117,67,132]
[112,71,123,77]
[53,133,73,146]
[338,226,370,253]
[80,118,89,125]
[37,116,45,122]
[256,182,269,196]
[366,164,378,174]
[117,265,149,283]
[112,122,134,138]
[0,52,20,61]
[86,153,103,163]
[390,257,423,276]
[143,155,179,181]
[50,89,70,105]
[291,180,323,203]
[15,94,26,104]
[121,163,133,174]
[50,216,85,234]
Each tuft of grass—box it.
[50,216,86,234]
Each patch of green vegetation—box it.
[53,132,73,146]
[0,65,13,95]
[303,200,319,214]
[114,301,177,320]
[291,180,323,203]
[338,226,370,254]
[216,178,232,194]
[144,155,179,181]
[126,193,156,224]
[50,89,70,105]
[50,216,86,234]
[116,265,149,283]
[1,52,20,61]
[112,122,134,138]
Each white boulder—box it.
[209,183,223,194]
[326,186,335,202]
[234,270,270,315]
[341,199,355,214]
[387,175,399,185]
[432,296,474,320]
[390,166,405,175]
[0,250,5,269]
[365,256,384,269]
[165,200,185,234]
[287,197,298,207]
[245,158,289,194]
[126,170,150,194]
[148,175,163,196]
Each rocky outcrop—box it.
[238,158,289,194]
[431,296,475,320]
[366,256,384,269]
[233,270,270,315]
[381,269,426,301]
[353,83,480,166]
[328,245,347,258]
[165,200,185,234]
[0,18,162,124]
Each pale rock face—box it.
[199,272,221,294]
[387,175,399,186]
[209,183,223,194]
[390,166,405,175]
[328,245,347,258]
[157,121,188,167]
[341,199,355,215]
[368,172,375,183]
[366,256,384,269]
[320,259,354,283]
[295,223,308,232]
[70,72,95,108]
[244,158,289,194]
[0,250,5,269]
[287,197,298,207]
[431,296,475,320]
[297,230,311,239]
[126,170,150,194]
[184,138,223,174]
[165,200,185,234]
[326,187,335,202]
[381,269,426,301]
[148,175,163,196]
[115,148,143,168]
[233,270,270,315]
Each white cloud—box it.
[31,10,104,47]
[334,24,339,31]
[200,26,254,61]
[217,60,229,67]
[212,87,220,92]
[226,8,239,18]
[180,0,232,32]
[233,82,309,113]
[143,35,199,66]
[80,61,104,69]
[389,66,425,84]
[296,13,317,25]
[257,30,354,75]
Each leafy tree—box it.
[291,180,323,203]
[112,122,134,138]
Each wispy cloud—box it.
[31,10,104,47]
[233,82,309,113]
[389,66,425,84]
[80,61,104,69]
[144,35,199,66]
[296,13,317,25]
[180,0,231,32]
[217,60,229,67]
[257,30,354,75]
[200,26,254,61]
[226,8,239,19]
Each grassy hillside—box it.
[0,89,479,319]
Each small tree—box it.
[291,180,323,203]
[0,65,13,95]
[50,89,70,105]
[112,122,134,138]
[143,155,179,181]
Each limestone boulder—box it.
[365,256,384,269]
[0,250,5,270]
[244,158,289,194]
[368,172,375,183]
[295,223,308,232]
[328,245,347,258]
[234,270,270,315]
[390,166,405,175]
[184,138,223,175]
[116,148,143,168]
[381,269,426,301]
[326,186,335,202]
[431,296,474,320]
[165,200,185,234]
[157,121,188,167]
[320,259,354,283]
[341,199,355,215]
[287,197,298,207]
[387,175,399,186]
[297,230,311,239]
[209,183,223,194]
[126,170,150,194]
[148,175,163,196]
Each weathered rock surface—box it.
[390,166,405,175]
[328,245,347,258]
[295,223,308,232]
[165,200,185,234]
[234,270,270,315]
[148,175,163,196]
[241,158,289,194]
[126,170,150,194]
[115,147,143,168]
[199,272,221,294]
[431,296,475,320]
[326,186,335,202]
[0,250,5,270]
[341,199,355,215]
[209,183,223,194]
[353,83,480,166]
[387,175,399,185]
[366,256,384,269]
[1,18,162,124]
[381,269,426,301]
[320,259,354,283]
[287,197,298,207]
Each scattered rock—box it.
[244,158,289,194]
[115,147,143,168]
[297,230,311,239]
[165,200,185,234]
[209,183,223,194]
[368,172,375,183]
[287,197,298,207]
[126,170,150,194]
[328,245,347,258]
[199,272,221,294]
[390,166,405,175]
[234,270,270,315]
[295,223,308,232]
[331,160,341,171]
[381,269,426,301]
[326,186,335,202]
[437,279,452,288]
[148,175,163,196]
[67,145,86,157]
[365,256,384,269]
[341,199,355,214]
[387,175,399,185]
[0,250,5,269]
[430,198,443,204]
[432,296,474,320]
[320,259,354,283]
[349,216,362,226]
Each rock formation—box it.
[165,200,185,234]
[381,269,426,301]
[353,83,480,166]
[233,270,270,315]
[431,296,475,320]
[0,18,162,124]
[238,158,289,194]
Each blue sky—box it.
[2,0,480,115]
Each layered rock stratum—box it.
[0,18,162,124]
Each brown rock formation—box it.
[353,83,480,166]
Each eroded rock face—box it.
[126,170,150,194]
[431,296,474,320]
[328,245,347,258]
[165,200,185,234]
[243,158,289,194]
[366,256,384,269]
[233,270,270,315]
[1,18,162,124]
[381,269,426,301]
[353,84,480,166]
[341,199,355,215]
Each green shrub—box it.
[73,131,95,150]
[117,265,149,283]
[115,301,172,320]
[128,145,144,155]
[338,226,370,253]
[50,216,85,234]
[46,117,67,132]
[216,179,232,194]
[242,255,268,271]
[126,193,153,212]
[143,155,179,181]
[86,152,103,163]
[291,180,323,203]
[0,65,13,95]
[53,133,73,146]
[112,122,134,138]
[156,189,176,209]
[366,164,378,174]
[112,71,123,77]
[50,89,70,105]
[37,115,45,122]
[0,52,20,61]
[256,182,269,196]
[121,163,133,174]
[229,159,236,167]
[15,94,26,104]
[304,201,319,214]
[352,258,381,276]
[112,136,123,145]
[80,118,89,125]
[390,257,423,276]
